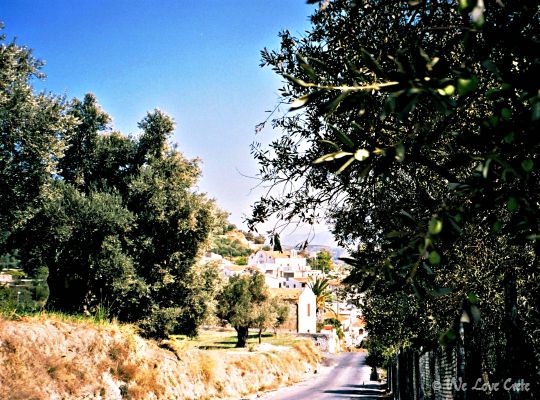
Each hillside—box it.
[0,315,320,400]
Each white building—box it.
[297,287,317,333]
[248,250,322,285]
[222,265,247,277]
[270,287,317,334]
[284,277,309,289]
[264,275,282,289]
[249,250,306,269]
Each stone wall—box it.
[297,332,339,353]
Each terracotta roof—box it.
[328,279,342,286]
[269,288,303,301]
[322,325,334,331]
[291,277,309,283]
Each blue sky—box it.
[2,1,335,245]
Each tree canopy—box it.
[251,0,539,386]
[308,249,333,273]
[1,29,222,338]
[216,273,287,347]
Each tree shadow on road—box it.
[323,382,389,398]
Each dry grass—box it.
[0,316,321,399]
[0,314,165,399]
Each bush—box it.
[138,308,182,339]
[0,281,48,314]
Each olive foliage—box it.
[1,29,221,338]
[251,0,539,383]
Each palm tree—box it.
[307,277,333,320]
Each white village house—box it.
[248,250,323,288]
[269,287,317,334]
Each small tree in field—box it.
[252,302,276,344]
[272,298,290,335]
[216,273,269,347]
[253,297,290,343]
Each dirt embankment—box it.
[0,315,320,399]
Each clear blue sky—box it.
[1,1,335,245]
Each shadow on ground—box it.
[324,382,389,399]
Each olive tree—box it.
[251,0,539,386]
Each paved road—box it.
[260,352,388,400]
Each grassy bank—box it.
[0,314,320,399]
[172,329,298,350]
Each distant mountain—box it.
[281,230,337,248]
[281,243,349,261]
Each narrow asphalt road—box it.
[260,352,388,400]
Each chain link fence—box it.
[385,323,536,400]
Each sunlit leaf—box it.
[284,74,310,87]
[482,158,491,178]
[336,157,355,174]
[313,151,353,164]
[471,0,485,27]
[461,311,471,323]
[458,0,472,10]
[290,94,311,110]
[437,85,455,96]
[354,149,370,161]
[289,90,323,111]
